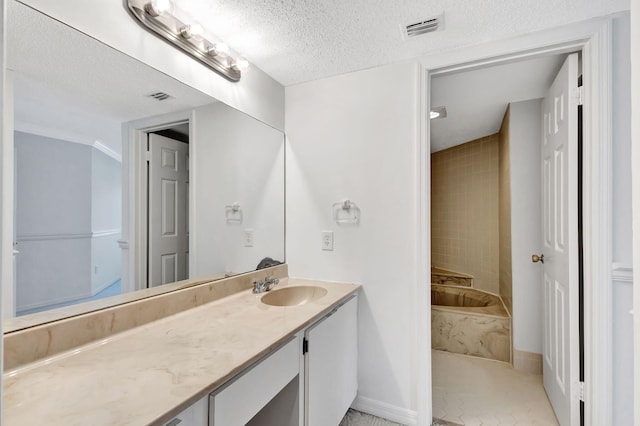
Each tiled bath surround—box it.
[431,267,473,287]
[431,134,500,294]
[431,284,511,362]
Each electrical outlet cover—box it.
[321,231,334,251]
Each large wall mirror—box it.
[3,1,285,331]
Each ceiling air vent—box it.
[402,14,443,39]
[147,91,173,101]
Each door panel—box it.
[541,53,579,426]
[305,296,357,426]
[148,133,188,287]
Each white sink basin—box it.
[260,286,328,307]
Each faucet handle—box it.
[252,278,264,294]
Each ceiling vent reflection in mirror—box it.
[147,91,173,101]
[126,0,249,82]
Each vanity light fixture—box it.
[231,58,250,72]
[144,0,172,17]
[126,0,247,82]
[179,23,204,40]
[430,105,447,119]
[207,42,229,57]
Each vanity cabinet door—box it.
[305,296,358,426]
[163,396,208,426]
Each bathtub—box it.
[431,266,473,287]
[431,284,511,362]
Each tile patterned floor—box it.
[340,408,460,426]
[432,350,559,425]
[340,409,404,425]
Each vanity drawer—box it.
[163,396,208,426]
[209,335,300,426]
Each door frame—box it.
[417,17,617,425]
[121,109,195,293]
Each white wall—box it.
[14,131,93,310]
[609,14,635,426]
[508,99,543,354]
[91,149,121,293]
[14,132,123,310]
[612,16,632,266]
[192,102,285,278]
[286,61,421,422]
[16,0,285,131]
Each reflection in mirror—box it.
[4,1,285,329]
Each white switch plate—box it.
[244,229,254,247]
[321,231,334,251]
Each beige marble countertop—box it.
[3,273,228,334]
[2,278,359,425]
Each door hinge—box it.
[145,150,151,162]
[576,381,585,402]
[575,86,584,106]
[302,337,309,355]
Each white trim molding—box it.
[416,62,431,426]
[92,140,122,162]
[351,395,418,426]
[91,229,121,238]
[122,109,194,293]
[631,3,640,421]
[581,19,613,426]
[611,263,632,283]
[16,229,120,241]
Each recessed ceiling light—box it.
[430,106,447,119]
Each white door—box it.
[305,296,358,426]
[148,133,189,287]
[541,53,579,426]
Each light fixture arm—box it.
[125,0,243,82]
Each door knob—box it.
[532,254,544,264]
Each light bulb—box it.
[207,43,229,57]
[145,0,173,17]
[231,58,249,72]
[180,23,204,40]
[430,111,440,119]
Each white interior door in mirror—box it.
[148,133,189,287]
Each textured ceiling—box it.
[430,53,567,152]
[175,0,629,86]
[8,1,215,155]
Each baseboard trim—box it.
[351,395,417,425]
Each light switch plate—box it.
[321,231,334,251]
[244,229,254,247]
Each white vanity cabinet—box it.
[304,295,358,426]
[209,336,300,426]
[207,293,358,426]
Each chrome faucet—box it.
[252,275,280,294]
